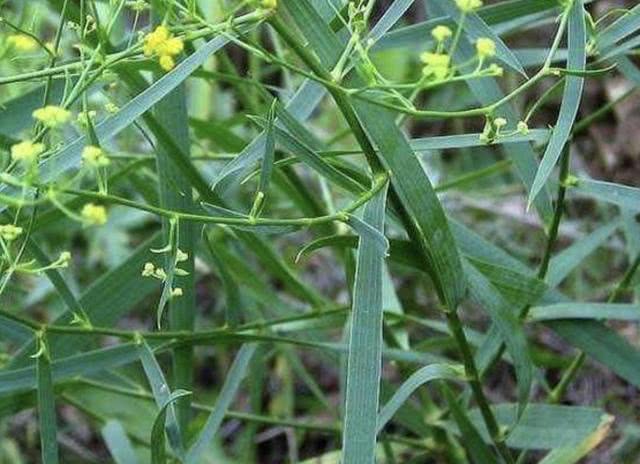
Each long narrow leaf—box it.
[36,347,59,464]
[342,184,388,464]
[102,420,140,464]
[377,363,465,433]
[528,0,586,206]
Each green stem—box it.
[445,310,514,464]
[55,174,387,227]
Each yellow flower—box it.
[0,224,23,241]
[11,140,45,163]
[77,110,97,127]
[33,105,71,128]
[431,25,453,43]
[82,145,110,167]
[143,25,183,71]
[455,0,483,13]
[420,52,451,80]
[476,37,496,59]
[81,203,108,226]
[143,25,169,56]
[7,34,38,52]
[158,54,175,71]
[171,287,183,297]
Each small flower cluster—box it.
[82,145,110,167]
[142,249,189,298]
[53,251,72,269]
[81,203,108,226]
[143,25,184,71]
[455,0,483,13]
[33,105,71,128]
[10,140,45,164]
[0,224,23,241]
[476,38,496,59]
[480,117,530,143]
[420,52,451,80]
[142,262,167,280]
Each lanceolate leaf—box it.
[538,414,613,464]
[460,403,611,450]
[528,0,586,206]
[342,184,388,464]
[546,220,620,287]
[571,177,640,211]
[597,4,640,51]
[548,320,640,387]
[528,303,640,322]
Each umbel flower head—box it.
[420,52,451,80]
[33,105,71,128]
[431,25,453,43]
[11,140,45,163]
[82,145,110,167]
[476,37,496,59]
[143,25,184,71]
[456,0,483,12]
[81,203,108,226]
[0,224,23,241]
[7,34,38,52]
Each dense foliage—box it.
[0,0,639,462]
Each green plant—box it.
[0,0,639,462]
